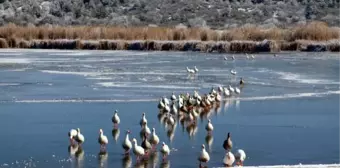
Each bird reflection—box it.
[160,160,170,168]
[205,134,214,153]
[186,123,198,139]
[236,100,240,111]
[98,151,108,168]
[122,155,132,168]
[148,151,159,168]
[68,144,85,168]
[134,159,148,168]
[75,146,84,168]
[158,112,166,124]
[112,128,120,144]
[68,144,79,157]
[166,126,175,143]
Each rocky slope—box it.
[0,0,339,28]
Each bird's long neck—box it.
[125,134,129,141]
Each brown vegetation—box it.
[0,21,338,52]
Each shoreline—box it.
[0,39,339,53]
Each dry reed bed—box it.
[0,21,339,52]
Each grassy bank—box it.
[0,22,339,52]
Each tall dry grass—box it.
[0,21,338,42]
[0,21,338,52]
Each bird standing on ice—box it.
[132,138,145,162]
[231,70,237,75]
[223,132,233,152]
[186,67,195,74]
[205,119,214,134]
[140,113,148,127]
[198,144,210,167]
[68,129,77,145]
[75,128,85,145]
[112,110,120,128]
[223,151,235,167]
[171,92,176,102]
[235,149,246,166]
[122,130,132,154]
[98,129,109,150]
[160,142,170,161]
[194,66,199,73]
[149,128,160,150]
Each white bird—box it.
[235,149,246,166]
[158,98,165,109]
[171,103,178,115]
[231,70,237,75]
[228,85,235,93]
[205,119,214,133]
[224,56,228,60]
[140,113,148,127]
[149,128,160,147]
[198,144,210,166]
[224,88,230,97]
[223,151,235,167]
[141,123,151,136]
[218,86,224,92]
[215,93,221,102]
[171,92,176,101]
[132,138,145,161]
[75,128,85,145]
[164,104,171,113]
[112,110,120,127]
[251,54,255,59]
[246,53,250,59]
[186,67,195,74]
[163,97,170,106]
[235,87,241,94]
[194,66,199,73]
[160,142,170,160]
[98,129,109,150]
[68,129,78,144]
[122,130,132,154]
[232,55,235,60]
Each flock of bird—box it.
[67,81,247,167]
[65,53,263,167]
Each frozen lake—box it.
[0,49,339,168]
